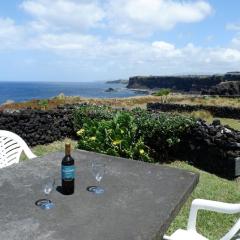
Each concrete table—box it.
[0,150,199,240]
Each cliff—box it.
[204,81,240,96]
[127,72,240,92]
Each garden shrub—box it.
[152,88,171,103]
[38,99,49,110]
[76,111,152,162]
[73,105,114,131]
[132,108,196,161]
[74,105,196,162]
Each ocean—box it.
[0,81,145,104]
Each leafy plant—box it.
[77,111,152,162]
[153,88,171,103]
[74,105,196,162]
[132,108,196,161]
[38,99,49,110]
[73,105,114,131]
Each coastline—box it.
[0,81,147,105]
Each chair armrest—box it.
[163,236,173,240]
[187,199,240,231]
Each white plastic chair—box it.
[0,130,37,169]
[164,199,240,240]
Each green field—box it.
[25,139,240,240]
[182,110,240,131]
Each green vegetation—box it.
[170,94,240,108]
[1,93,240,112]
[28,140,240,240]
[132,108,196,161]
[153,88,171,103]
[189,110,213,120]
[220,118,240,131]
[183,110,240,131]
[77,111,151,161]
[74,106,196,162]
[167,161,240,240]
[38,99,49,110]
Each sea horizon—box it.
[0,81,145,105]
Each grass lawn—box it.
[28,139,240,240]
[169,95,240,108]
[182,110,240,131]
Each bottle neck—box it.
[65,144,71,156]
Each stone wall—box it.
[0,104,239,178]
[147,102,240,119]
[172,119,240,179]
[0,106,76,147]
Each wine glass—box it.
[43,178,55,196]
[90,161,105,194]
[36,177,55,210]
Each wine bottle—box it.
[61,143,75,195]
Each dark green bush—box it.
[76,111,152,162]
[38,99,49,110]
[153,88,171,96]
[73,105,114,130]
[74,105,196,162]
[132,108,196,161]
[152,88,171,103]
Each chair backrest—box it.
[0,130,36,169]
[220,218,240,240]
[188,199,240,240]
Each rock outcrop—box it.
[203,81,240,96]
[105,87,116,92]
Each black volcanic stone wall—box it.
[147,103,240,119]
[0,104,239,178]
[172,120,240,179]
[0,106,76,147]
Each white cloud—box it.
[28,33,99,50]
[107,0,212,35]
[227,21,240,50]
[231,36,240,48]
[20,0,212,37]
[21,0,105,32]
[152,41,182,58]
[152,41,175,51]
[206,48,240,63]
[226,22,240,31]
[1,0,240,78]
[0,18,25,49]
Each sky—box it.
[0,0,240,82]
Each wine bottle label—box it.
[62,165,75,180]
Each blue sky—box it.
[0,0,240,82]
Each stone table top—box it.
[0,150,199,240]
